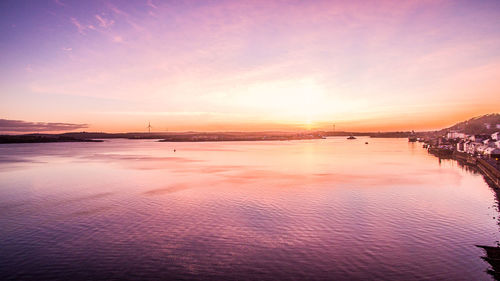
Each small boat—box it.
[365,142,368,144]
[408,130,417,142]
[347,136,356,140]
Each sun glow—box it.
[228,78,331,123]
[1,1,499,132]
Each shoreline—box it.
[429,148,500,189]
[0,131,417,144]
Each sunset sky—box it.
[1,0,500,133]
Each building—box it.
[484,147,500,159]
[446,131,466,139]
[476,144,489,155]
[492,132,499,140]
[457,141,465,152]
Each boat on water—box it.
[408,130,417,142]
[347,136,356,140]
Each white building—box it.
[446,132,466,139]
[492,132,499,140]
[484,147,500,157]
[476,144,489,155]
[464,141,483,154]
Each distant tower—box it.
[332,123,335,132]
[147,122,152,133]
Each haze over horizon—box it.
[1,0,500,133]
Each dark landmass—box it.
[158,132,325,142]
[441,113,500,135]
[408,113,500,141]
[0,134,103,144]
[366,132,417,138]
[0,131,326,143]
[1,113,497,143]
[0,131,419,144]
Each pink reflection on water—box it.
[0,137,498,280]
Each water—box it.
[0,137,499,280]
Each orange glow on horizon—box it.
[1,1,500,133]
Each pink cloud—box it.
[70,17,86,34]
[95,14,114,28]
[54,0,65,7]
[147,0,157,9]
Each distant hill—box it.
[443,113,500,135]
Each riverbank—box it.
[428,148,500,189]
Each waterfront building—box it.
[457,141,465,152]
[464,141,475,154]
[495,140,500,149]
[484,147,500,154]
[484,147,500,158]
[446,131,466,139]
[476,144,489,155]
[465,141,486,155]
[492,132,499,140]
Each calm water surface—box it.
[0,137,499,280]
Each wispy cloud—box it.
[0,119,88,133]
[146,0,157,9]
[95,14,114,28]
[107,3,143,31]
[70,17,85,34]
[54,0,65,7]
[100,111,238,117]
[3,1,500,132]
[108,4,128,17]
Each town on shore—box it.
[417,115,500,189]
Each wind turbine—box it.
[147,122,152,133]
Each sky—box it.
[1,0,500,133]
